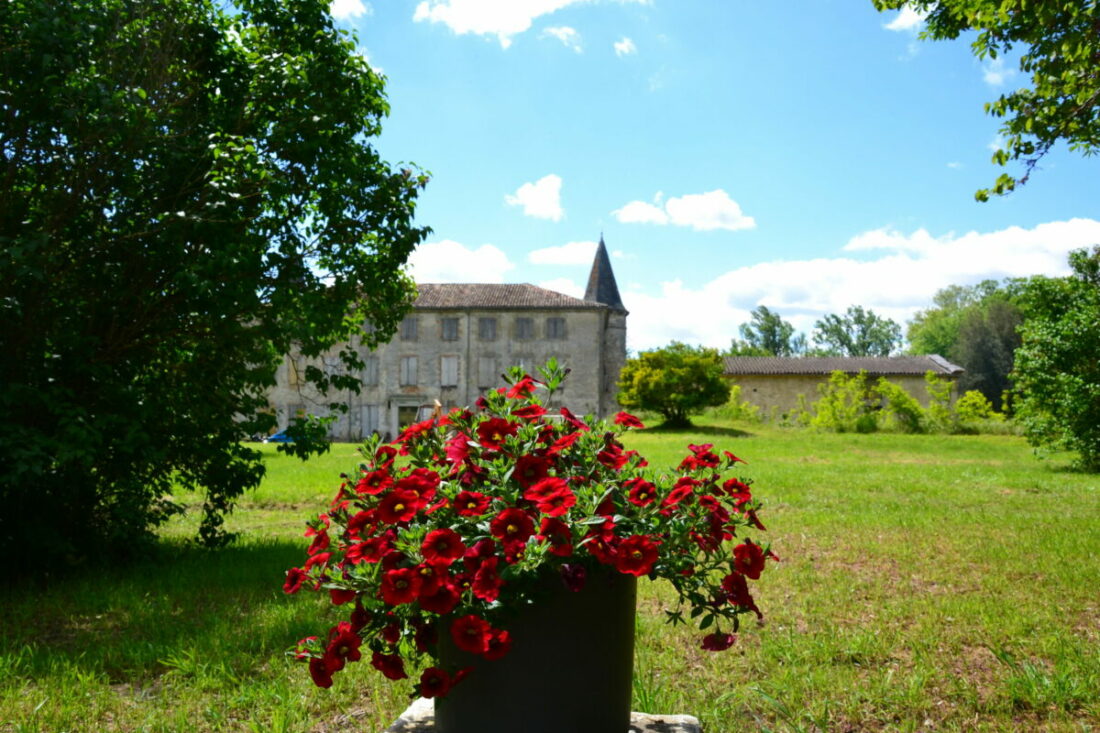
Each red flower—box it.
[614,535,660,577]
[370,650,407,680]
[283,567,307,594]
[421,528,466,566]
[415,562,446,597]
[512,403,547,420]
[513,454,552,489]
[376,489,421,524]
[723,450,747,465]
[418,582,460,615]
[476,417,518,450]
[733,539,766,580]
[304,552,332,571]
[597,441,627,470]
[397,468,441,502]
[506,375,537,398]
[661,477,699,509]
[396,417,435,444]
[698,494,730,522]
[381,622,402,645]
[625,478,657,507]
[483,628,512,661]
[454,490,491,517]
[462,538,497,572]
[329,588,356,605]
[701,632,736,651]
[560,407,589,431]
[419,667,452,698]
[444,433,472,466]
[324,622,362,671]
[356,469,393,495]
[547,430,581,455]
[309,657,333,688]
[450,614,492,655]
[523,477,576,517]
[380,567,422,605]
[489,507,536,545]
[613,411,645,428]
[374,445,398,466]
[538,516,573,556]
[472,556,503,602]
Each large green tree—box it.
[617,343,730,428]
[812,306,902,357]
[1014,247,1100,471]
[873,0,1100,200]
[727,305,807,357]
[0,0,429,563]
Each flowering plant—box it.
[285,360,775,698]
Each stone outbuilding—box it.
[267,238,628,440]
[723,355,964,415]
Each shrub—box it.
[712,385,762,424]
[924,372,960,434]
[811,371,877,433]
[876,378,925,433]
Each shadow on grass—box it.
[642,424,755,439]
[0,538,318,682]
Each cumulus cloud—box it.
[982,56,1017,87]
[613,189,755,232]
[883,5,925,32]
[528,240,597,265]
[622,218,1100,352]
[614,37,637,56]
[330,0,371,20]
[413,0,647,49]
[543,26,582,52]
[506,174,564,221]
[407,240,515,283]
[538,277,585,298]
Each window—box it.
[441,317,459,341]
[478,317,497,340]
[363,356,379,386]
[478,356,496,389]
[441,355,459,387]
[400,316,418,341]
[546,317,566,340]
[400,356,418,386]
[515,317,534,340]
[361,404,380,435]
[397,405,419,427]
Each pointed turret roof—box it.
[583,235,627,313]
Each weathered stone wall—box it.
[267,306,624,440]
[728,373,951,417]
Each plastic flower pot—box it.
[435,568,637,733]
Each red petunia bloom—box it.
[380,567,422,605]
[381,622,402,645]
[489,507,536,545]
[559,407,589,431]
[506,375,537,398]
[462,538,497,572]
[329,588,356,605]
[324,622,362,671]
[483,628,512,661]
[397,468,441,502]
[376,489,421,524]
[512,403,547,421]
[661,477,699,510]
[597,441,628,470]
[356,469,393,495]
[421,528,466,566]
[538,516,573,556]
[513,454,552,489]
[444,433,472,467]
[700,632,736,651]
[523,476,576,517]
[283,567,307,594]
[396,417,435,444]
[414,562,446,597]
[625,477,658,507]
[614,535,660,577]
[476,417,518,451]
[613,411,645,428]
[304,552,332,571]
[547,430,581,455]
[418,582,460,615]
[450,614,493,655]
[472,556,503,602]
[723,450,747,465]
[733,539,766,580]
[419,667,452,698]
[453,490,491,517]
[309,657,333,688]
[374,445,398,466]
[370,650,408,680]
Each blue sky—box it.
[330,0,1099,352]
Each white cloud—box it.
[988,133,1006,152]
[529,240,597,265]
[982,56,1016,87]
[538,277,585,298]
[505,174,564,221]
[331,0,371,20]
[613,189,755,231]
[884,5,926,32]
[947,161,962,169]
[614,37,637,56]
[543,26,582,52]
[622,218,1100,352]
[407,240,515,282]
[413,0,648,49]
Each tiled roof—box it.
[413,283,605,310]
[723,355,964,376]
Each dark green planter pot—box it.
[435,568,637,733]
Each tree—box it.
[0,0,430,564]
[727,305,807,356]
[1014,247,1100,471]
[812,306,902,356]
[873,0,1100,200]
[617,343,731,428]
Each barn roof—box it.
[722,355,964,377]
[413,283,605,310]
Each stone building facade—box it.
[723,355,964,416]
[267,239,628,440]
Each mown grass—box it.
[2,423,1097,732]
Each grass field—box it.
[1,421,1097,732]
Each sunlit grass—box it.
[2,422,1097,731]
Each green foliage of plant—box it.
[810,371,878,433]
[1014,247,1100,472]
[924,372,960,434]
[712,384,763,424]
[875,378,925,434]
[812,305,902,357]
[618,342,731,428]
[872,0,1100,200]
[956,390,1001,424]
[0,0,430,565]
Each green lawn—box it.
[2,423,1097,732]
